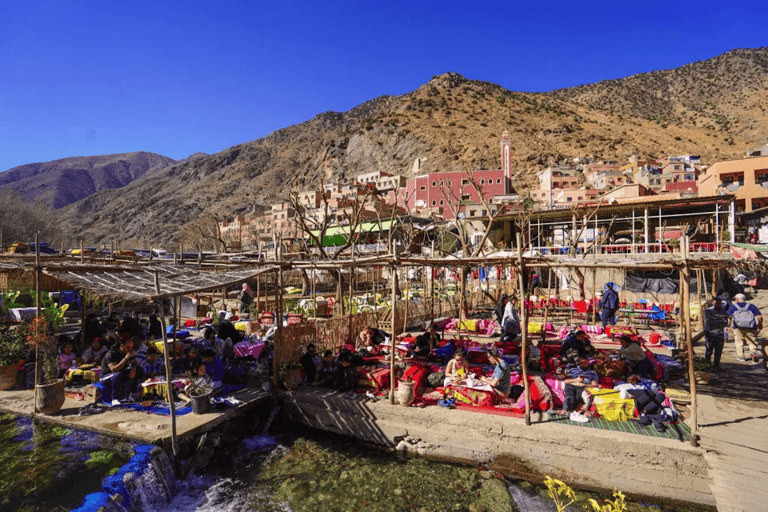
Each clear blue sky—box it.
[1,0,765,172]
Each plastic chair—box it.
[60,290,81,310]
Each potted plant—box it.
[184,376,215,414]
[26,315,66,414]
[692,356,713,385]
[0,325,27,391]
[280,361,302,390]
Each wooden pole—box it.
[274,267,284,386]
[678,266,685,347]
[542,267,552,343]
[591,268,597,324]
[389,261,397,404]
[682,236,698,447]
[34,232,41,414]
[403,266,409,334]
[695,268,705,331]
[154,272,180,477]
[80,240,84,264]
[517,233,531,425]
[312,268,317,319]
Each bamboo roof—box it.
[40,263,278,301]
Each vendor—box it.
[444,351,469,386]
[480,347,511,397]
[300,344,322,383]
[141,347,165,377]
[500,296,520,343]
[358,326,388,351]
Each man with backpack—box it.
[727,293,763,363]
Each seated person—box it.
[148,314,163,339]
[178,346,203,375]
[334,352,359,393]
[479,347,511,397]
[178,363,214,404]
[300,344,322,384]
[615,335,654,378]
[357,326,388,352]
[218,319,242,345]
[444,351,469,386]
[119,312,144,340]
[201,327,219,350]
[315,350,338,386]
[101,337,144,401]
[82,337,108,365]
[141,347,166,377]
[131,337,148,370]
[200,349,224,388]
[58,341,78,378]
[409,324,441,358]
[559,329,595,364]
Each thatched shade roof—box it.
[41,263,278,301]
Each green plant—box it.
[25,315,59,383]
[693,356,714,372]
[0,325,27,366]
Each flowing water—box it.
[0,409,712,512]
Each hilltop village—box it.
[219,132,768,253]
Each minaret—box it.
[500,129,511,194]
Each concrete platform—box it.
[0,386,269,446]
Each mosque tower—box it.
[500,129,511,194]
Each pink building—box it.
[402,130,514,218]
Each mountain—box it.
[0,152,176,209]
[50,48,768,247]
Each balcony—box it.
[725,183,742,192]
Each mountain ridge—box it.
[18,47,768,247]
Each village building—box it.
[698,154,768,212]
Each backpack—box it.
[732,303,757,329]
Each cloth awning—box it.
[310,220,394,247]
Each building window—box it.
[431,200,436,206]
[497,178,501,184]
[482,210,487,216]
[462,179,469,185]
[480,179,485,185]
[461,194,470,200]
[567,197,572,202]
[432,181,437,187]
[420,186,426,191]
[440,200,444,205]
[447,180,452,186]
[470,210,476,216]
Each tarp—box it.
[624,271,710,295]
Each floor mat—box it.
[547,415,691,441]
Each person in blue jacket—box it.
[599,282,620,328]
[200,349,223,388]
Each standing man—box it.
[599,282,620,329]
[727,293,763,363]
[704,297,730,372]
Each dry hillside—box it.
[51,48,768,247]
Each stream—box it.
[0,409,712,512]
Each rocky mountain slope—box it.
[49,47,768,247]
[0,152,175,209]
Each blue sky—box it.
[1,0,766,172]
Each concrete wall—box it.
[281,388,715,507]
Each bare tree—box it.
[178,211,230,253]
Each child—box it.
[141,347,165,377]
[82,337,108,365]
[59,342,78,378]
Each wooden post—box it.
[542,267,552,343]
[274,267,284,386]
[154,272,180,477]
[34,232,41,414]
[517,233,531,425]
[389,261,397,404]
[80,240,84,264]
[312,268,317,319]
[678,266,685,347]
[173,295,181,358]
[682,236,698,447]
[591,268,597,324]
[403,266,409,334]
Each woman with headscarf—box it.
[238,283,254,317]
[599,282,619,328]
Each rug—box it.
[547,415,691,441]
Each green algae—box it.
[0,413,129,511]
[255,437,511,512]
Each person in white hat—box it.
[727,293,763,363]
